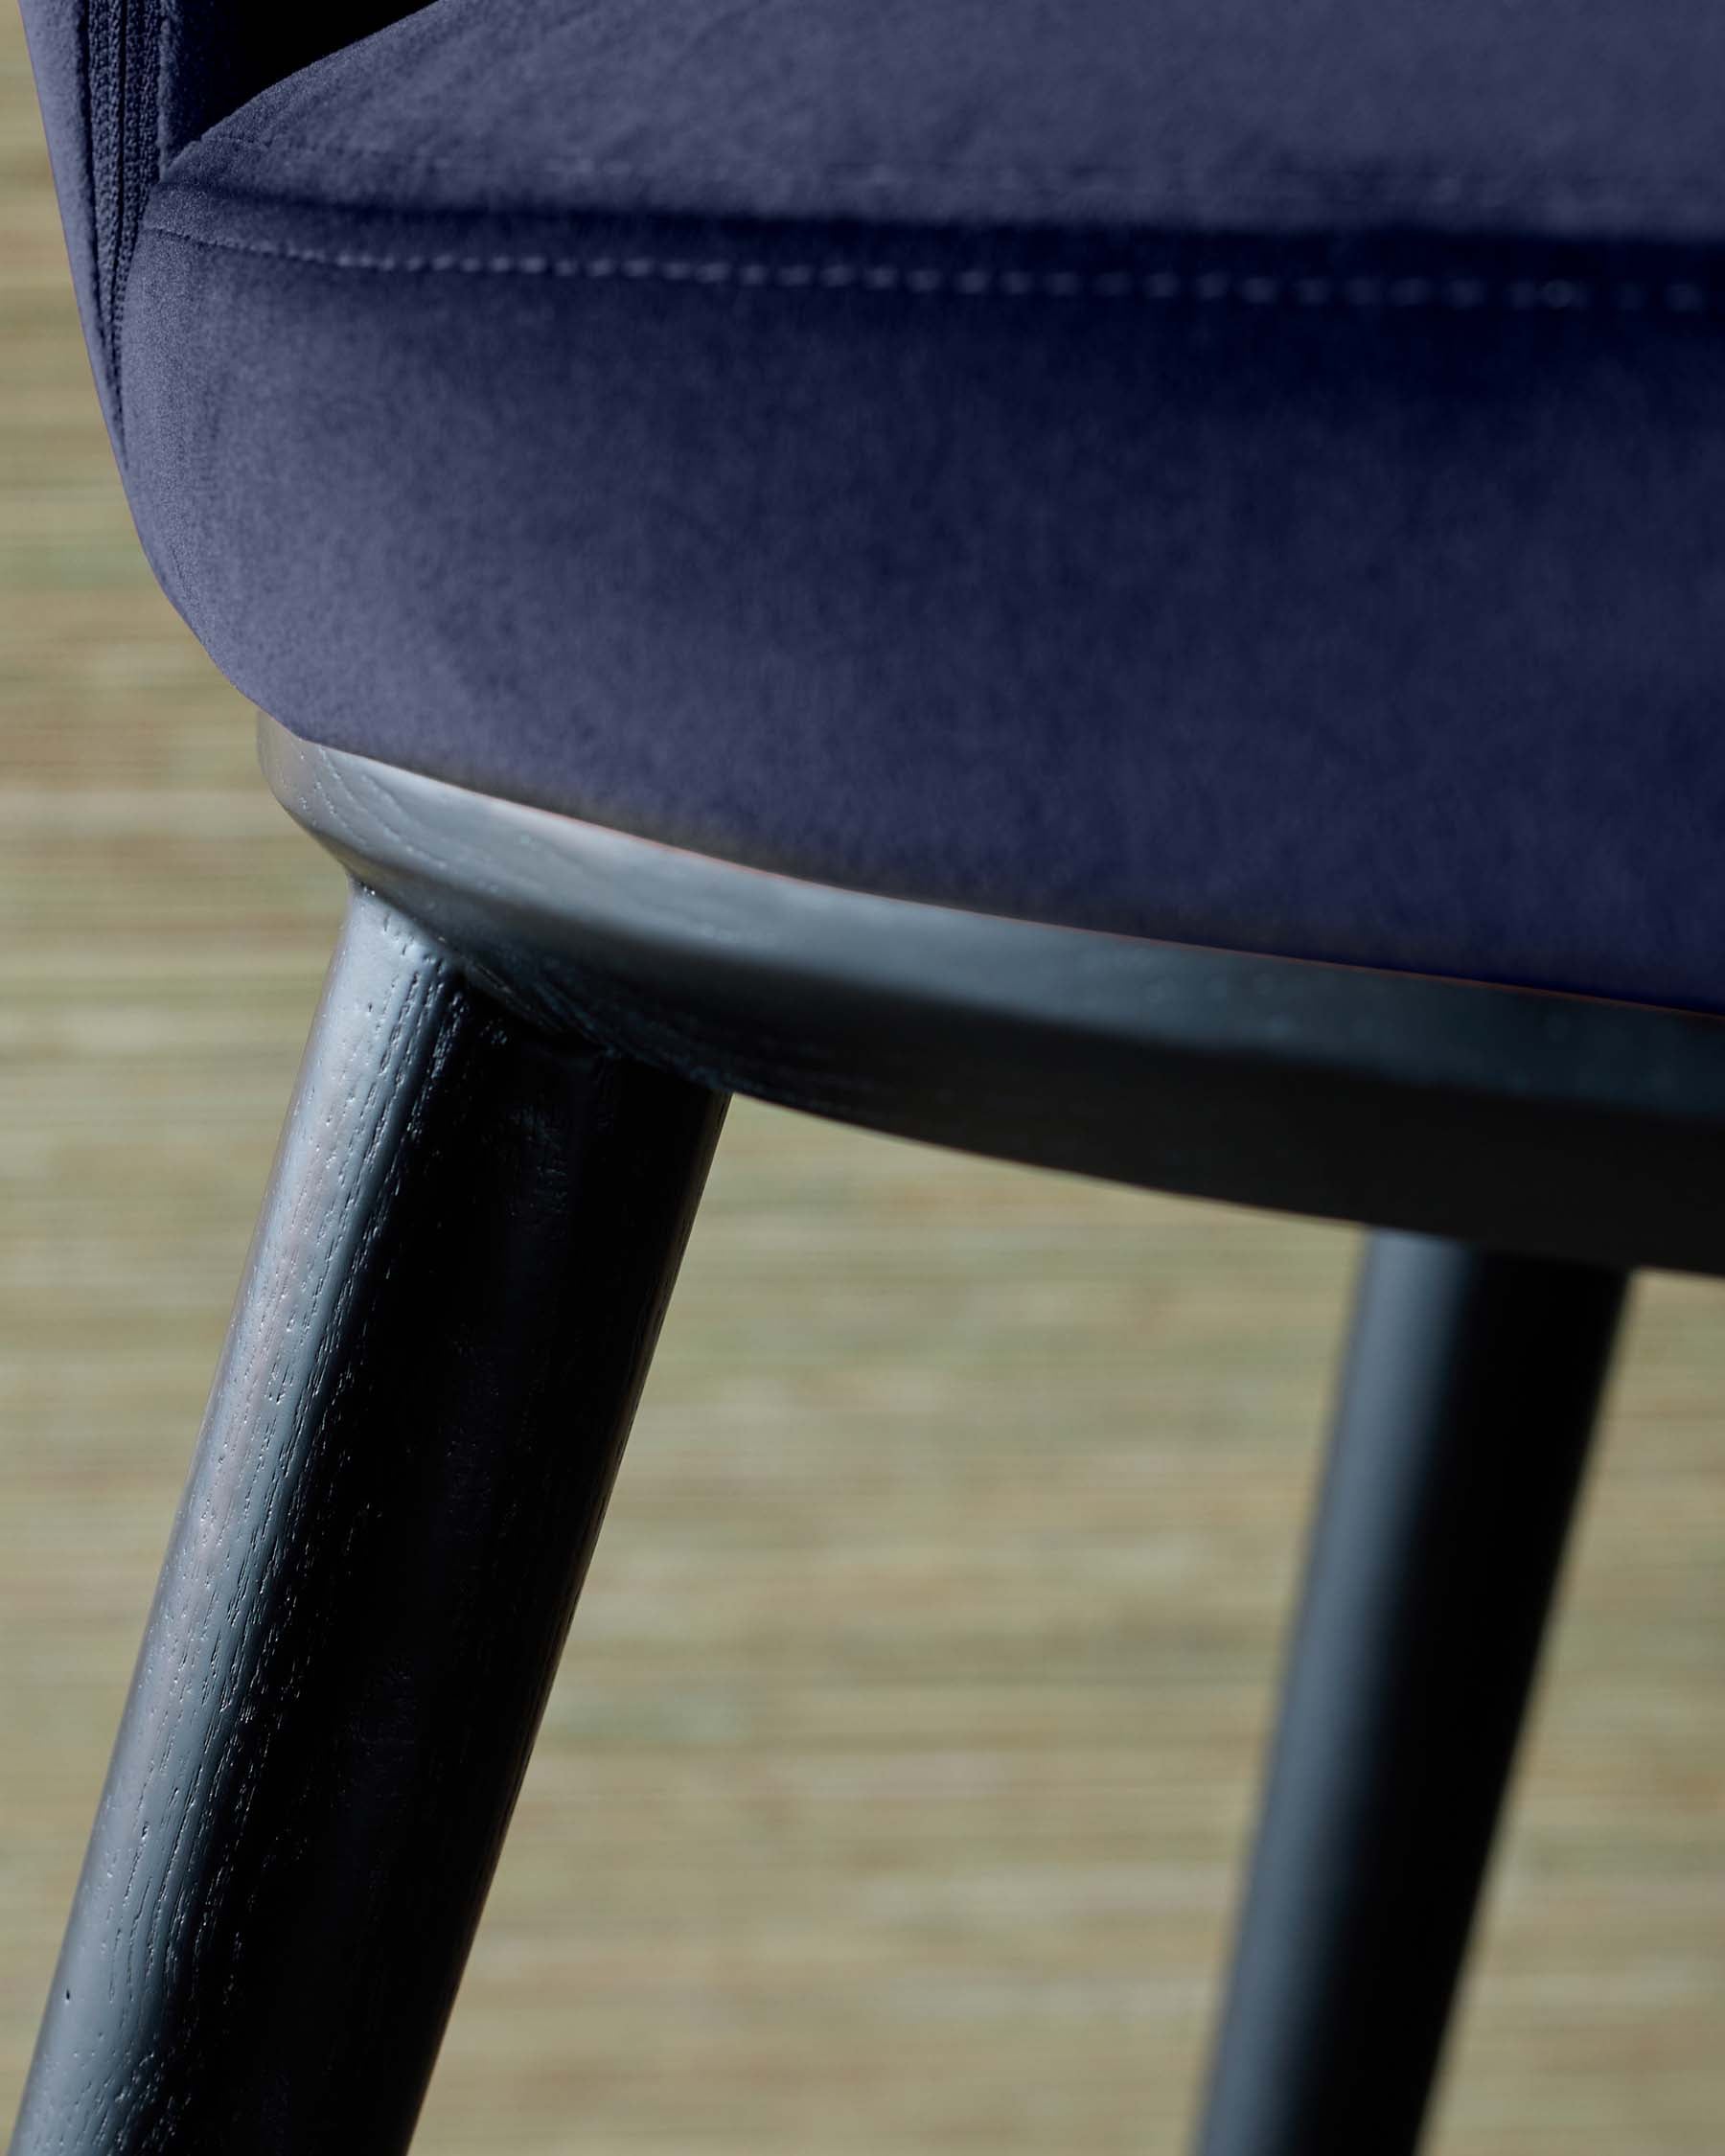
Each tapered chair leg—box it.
[1197,1232,1627,2156]
[9,887,726,2156]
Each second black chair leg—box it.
[1196,1232,1627,2156]
[9,886,726,2156]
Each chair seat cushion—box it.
[123,0,1725,1011]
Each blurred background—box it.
[2,10,1722,2149]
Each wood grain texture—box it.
[1201,1240,1627,2156]
[3,11,1725,2151]
[9,889,724,2153]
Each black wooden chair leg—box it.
[9,887,726,2156]
[1196,1232,1627,2156]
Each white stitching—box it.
[138,220,1724,316]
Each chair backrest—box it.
[19,0,426,450]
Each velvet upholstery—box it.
[17,0,426,443]
[25,0,1725,1011]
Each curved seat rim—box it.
[262,710,1725,1277]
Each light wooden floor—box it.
[2,18,1722,2150]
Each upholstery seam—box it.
[137,218,1725,315]
[154,3,169,169]
[105,0,126,351]
[72,0,115,411]
[106,0,161,440]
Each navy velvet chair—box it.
[13,3,1725,2150]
